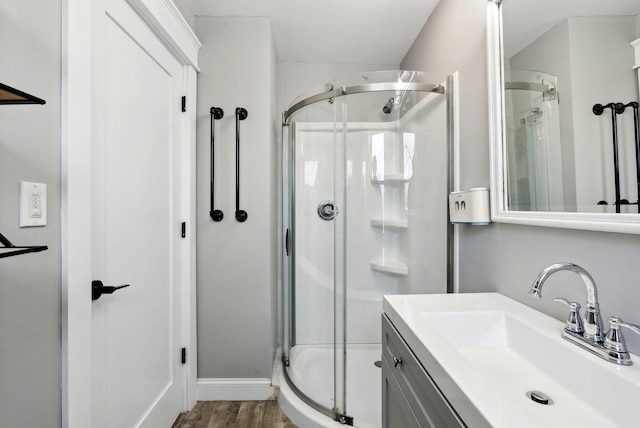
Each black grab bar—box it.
[210,107,224,221]
[235,107,248,222]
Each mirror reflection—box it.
[502,0,640,213]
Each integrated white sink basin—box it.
[383,293,640,427]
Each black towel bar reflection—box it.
[626,102,640,213]
[235,107,248,222]
[593,102,625,213]
[593,102,640,213]
[209,107,224,221]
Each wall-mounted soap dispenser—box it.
[449,187,490,225]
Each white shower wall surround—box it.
[293,104,448,346]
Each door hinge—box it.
[181,222,186,238]
[181,96,186,112]
[181,347,186,364]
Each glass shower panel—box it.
[333,90,347,421]
[336,71,448,426]
[285,101,337,412]
[282,122,292,363]
[400,89,449,295]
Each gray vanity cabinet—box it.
[382,314,465,428]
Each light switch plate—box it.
[20,181,47,227]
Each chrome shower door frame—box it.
[281,73,454,426]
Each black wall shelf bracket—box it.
[235,107,248,222]
[0,81,47,258]
[210,107,224,222]
[0,231,47,259]
[0,82,46,105]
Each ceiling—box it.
[185,0,440,65]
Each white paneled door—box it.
[90,0,184,426]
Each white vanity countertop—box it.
[383,292,640,428]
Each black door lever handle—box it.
[92,280,130,300]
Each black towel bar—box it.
[235,107,248,222]
[209,107,224,221]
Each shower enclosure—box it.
[281,70,453,427]
[504,70,564,211]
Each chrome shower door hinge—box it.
[334,412,354,425]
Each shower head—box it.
[398,71,413,82]
[382,98,394,114]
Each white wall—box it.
[402,0,640,355]
[0,1,62,427]
[195,17,278,379]
[401,0,489,191]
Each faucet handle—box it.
[604,316,640,355]
[554,298,584,334]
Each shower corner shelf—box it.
[370,217,408,231]
[370,260,408,276]
[370,174,409,185]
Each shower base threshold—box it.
[276,343,382,428]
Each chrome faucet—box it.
[529,262,640,365]
[530,262,604,342]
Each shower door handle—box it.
[235,107,248,222]
[209,107,224,221]
[285,228,290,256]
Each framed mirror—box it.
[487,0,640,233]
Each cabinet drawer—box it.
[382,357,421,428]
[382,314,465,428]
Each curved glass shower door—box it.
[282,92,341,416]
[282,70,450,426]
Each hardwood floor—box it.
[173,400,297,428]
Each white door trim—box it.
[126,0,202,71]
[181,64,199,411]
[61,1,200,426]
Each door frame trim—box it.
[61,1,200,426]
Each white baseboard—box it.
[197,378,277,401]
